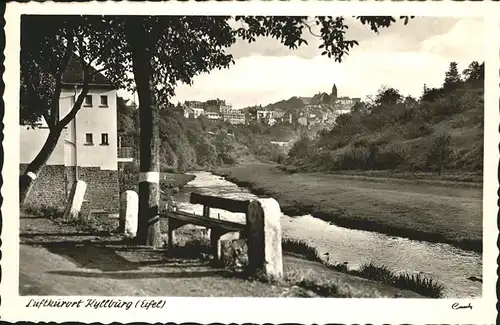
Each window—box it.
[101,133,109,145]
[84,95,93,106]
[100,95,108,107]
[85,133,93,145]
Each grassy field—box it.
[280,165,483,186]
[214,164,482,253]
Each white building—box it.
[183,106,204,119]
[20,57,120,213]
[205,112,222,120]
[222,112,246,124]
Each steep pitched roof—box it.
[61,55,114,88]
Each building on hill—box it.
[220,105,235,114]
[299,97,312,105]
[334,96,360,111]
[205,111,222,121]
[283,112,293,124]
[256,110,275,125]
[183,105,204,119]
[20,56,120,214]
[182,98,241,123]
[204,98,231,113]
[183,100,205,119]
[222,111,246,124]
[184,100,204,109]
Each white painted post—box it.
[246,198,283,279]
[119,190,139,238]
[63,180,87,220]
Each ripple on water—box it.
[176,172,482,298]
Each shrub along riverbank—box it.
[281,238,443,298]
[143,227,433,297]
[213,164,482,253]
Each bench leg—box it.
[167,218,182,252]
[210,229,223,263]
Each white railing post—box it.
[63,180,87,220]
[246,198,283,279]
[119,190,138,238]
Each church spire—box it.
[331,83,338,101]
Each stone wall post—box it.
[246,198,283,279]
[63,180,87,220]
[119,190,139,238]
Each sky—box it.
[119,17,484,109]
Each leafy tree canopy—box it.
[21,15,412,126]
[374,86,403,107]
[21,15,130,127]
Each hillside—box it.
[117,100,301,171]
[285,61,484,175]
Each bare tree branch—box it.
[302,21,321,38]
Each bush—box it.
[281,239,445,298]
[282,238,323,263]
[353,138,369,148]
[23,204,65,219]
[358,262,395,283]
[338,147,369,170]
[402,120,433,139]
[375,142,409,170]
[426,132,453,175]
[393,273,445,298]
[287,136,315,161]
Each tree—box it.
[117,97,137,135]
[367,86,403,132]
[421,86,446,102]
[462,61,484,87]
[214,131,237,165]
[374,86,402,107]
[351,101,368,114]
[20,16,128,206]
[426,132,453,175]
[443,61,462,90]
[21,15,410,246]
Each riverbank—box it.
[213,164,482,253]
[19,212,422,298]
[119,171,195,194]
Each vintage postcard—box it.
[1,1,498,324]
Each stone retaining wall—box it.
[78,167,120,213]
[20,164,67,208]
[20,164,119,213]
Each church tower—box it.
[331,83,338,102]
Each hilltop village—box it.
[179,83,361,128]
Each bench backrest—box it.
[189,192,250,214]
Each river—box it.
[173,171,482,298]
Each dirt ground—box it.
[19,213,421,298]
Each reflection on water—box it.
[174,171,482,298]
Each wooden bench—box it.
[160,192,249,261]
